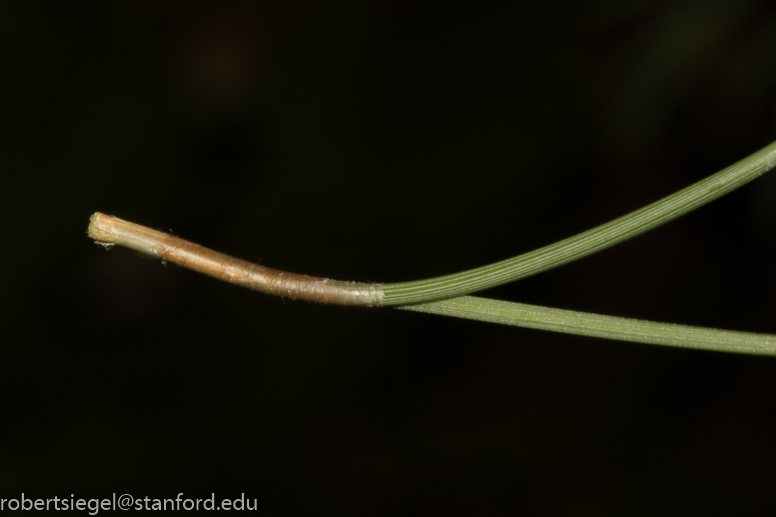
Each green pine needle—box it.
[401,296,776,356]
[382,140,776,306]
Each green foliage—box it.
[387,141,776,354]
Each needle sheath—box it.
[87,212,384,307]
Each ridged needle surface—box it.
[382,140,776,305]
[402,296,776,356]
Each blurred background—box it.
[3,0,776,513]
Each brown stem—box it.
[87,213,383,307]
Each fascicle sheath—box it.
[88,212,383,307]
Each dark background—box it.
[3,0,776,514]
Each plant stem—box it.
[88,205,776,354]
[87,213,383,306]
[381,140,776,306]
[88,141,776,354]
[400,296,776,355]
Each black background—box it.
[3,0,776,514]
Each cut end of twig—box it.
[88,212,115,243]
